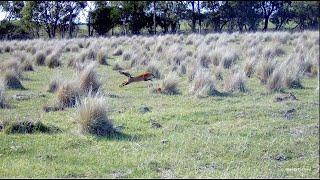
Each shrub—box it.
[77,95,114,136]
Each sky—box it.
[0,11,6,21]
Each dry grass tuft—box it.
[2,70,24,89]
[35,52,46,66]
[97,49,108,65]
[79,63,101,94]
[256,60,276,84]
[46,53,62,68]
[151,73,180,95]
[0,85,8,108]
[189,70,219,97]
[57,81,81,108]
[223,72,247,93]
[77,94,114,136]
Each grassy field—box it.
[0,31,319,178]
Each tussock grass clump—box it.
[13,51,27,62]
[256,60,276,84]
[151,73,180,95]
[214,66,223,80]
[2,71,24,89]
[211,50,223,66]
[189,70,219,98]
[0,85,7,108]
[112,63,124,71]
[35,52,46,66]
[1,59,20,71]
[113,48,123,56]
[122,52,131,61]
[244,58,256,78]
[46,53,62,68]
[87,48,97,60]
[283,66,303,89]
[77,95,114,136]
[97,49,108,65]
[146,65,161,79]
[4,45,11,52]
[220,50,240,69]
[223,72,247,93]
[263,45,285,59]
[79,64,101,94]
[2,120,60,134]
[48,76,63,93]
[57,81,81,107]
[267,69,284,92]
[20,60,34,71]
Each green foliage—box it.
[90,6,118,35]
[2,120,61,134]
[0,20,31,40]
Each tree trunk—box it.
[197,0,201,34]
[191,1,196,33]
[46,26,52,38]
[263,15,270,31]
[153,0,156,35]
[69,11,73,38]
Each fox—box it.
[119,71,155,87]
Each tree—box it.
[0,1,25,21]
[197,0,202,33]
[191,1,196,32]
[22,1,66,38]
[270,1,293,30]
[90,6,114,35]
[256,1,283,31]
[64,1,87,38]
[290,1,319,30]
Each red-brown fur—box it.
[119,71,155,87]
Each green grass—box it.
[0,44,319,178]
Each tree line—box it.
[0,1,319,39]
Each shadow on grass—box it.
[94,131,141,142]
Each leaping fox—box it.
[119,71,155,87]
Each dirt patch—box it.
[274,92,297,102]
[284,108,296,120]
[150,119,162,129]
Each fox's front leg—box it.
[119,81,129,87]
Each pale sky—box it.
[0,11,6,21]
